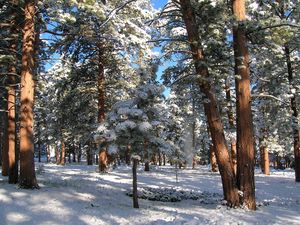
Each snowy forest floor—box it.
[0,163,300,225]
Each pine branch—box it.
[100,0,137,28]
[252,94,289,106]
[147,38,187,43]
[247,23,300,35]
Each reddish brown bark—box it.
[231,140,237,175]
[7,0,19,183]
[97,43,108,172]
[260,145,270,175]
[180,0,239,207]
[225,79,237,175]
[259,128,270,175]
[55,147,60,164]
[60,140,65,165]
[99,149,108,172]
[209,145,218,172]
[7,6,18,183]
[284,45,300,182]
[232,0,256,210]
[19,0,38,188]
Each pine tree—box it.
[232,0,256,210]
[19,0,38,188]
[248,0,300,180]
[178,0,239,207]
[7,0,19,184]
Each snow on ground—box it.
[0,163,300,225]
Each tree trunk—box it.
[192,95,196,170]
[158,150,162,166]
[95,154,98,165]
[163,153,166,166]
[19,0,38,188]
[46,145,50,162]
[259,141,264,173]
[68,151,71,163]
[231,139,237,175]
[144,140,149,171]
[37,122,41,163]
[73,148,76,163]
[7,0,19,184]
[151,153,157,165]
[97,43,108,172]
[284,45,300,182]
[1,103,8,176]
[97,44,105,123]
[125,144,131,165]
[132,158,139,208]
[87,146,93,165]
[225,79,237,175]
[179,0,239,207]
[60,140,65,165]
[259,128,270,175]
[225,79,235,128]
[210,145,218,172]
[232,0,256,210]
[77,146,81,163]
[261,145,270,175]
[99,149,108,172]
[55,147,59,164]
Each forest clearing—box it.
[0,163,299,225]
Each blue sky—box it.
[151,0,170,96]
[151,0,168,9]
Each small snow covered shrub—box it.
[126,187,222,203]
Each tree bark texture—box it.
[37,122,41,163]
[225,79,237,175]
[60,140,65,165]
[8,0,18,184]
[99,149,108,171]
[232,0,256,210]
[180,0,239,207]
[125,145,131,165]
[231,139,237,176]
[19,0,38,188]
[144,140,149,171]
[225,79,235,129]
[132,158,139,208]
[87,146,93,165]
[261,145,270,175]
[209,145,218,172]
[1,103,8,176]
[259,128,270,175]
[284,45,300,182]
